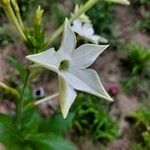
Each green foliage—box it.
[50,3,68,27]
[136,13,150,31]
[26,133,75,150]
[130,108,150,127]
[0,114,21,150]
[132,0,150,5]
[25,25,48,53]
[81,0,116,37]
[0,25,14,47]
[121,43,150,91]
[129,108,150,150]
[5,56,27,81]
[40,112,75,135]
[72,93,118,144]
[0,109,76,150]
[17,0,42,19]
[127,43,150,75]
[132,0,150,31]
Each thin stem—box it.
[46,0,99,45]
[0,81,19,98]
[35,93,59,105]
[24,93,59,109]
[16,70,30,129]
[11,0,24,30]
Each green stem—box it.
[24,93,59,109]
[46,0,99,45]
[35,93,59,105]
[2,2,26,41]
[0,81,19,98]
[11,0,24,30]
[16,70,30,129]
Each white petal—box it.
[91,35,108,44]
[71,19,82,34]
[26,48,59,73]
[58,75,77,118]
[61,68,113,101]
[72,44,109,68]
[82,23,94,37]
[59,18,76,55]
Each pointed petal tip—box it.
[105,95,113,102]
[105,44,110,48]
[26,55,31,60]
[64,17,70,25]
[62,112,68,119]
[61,107,69,119]
[108,97,114,102]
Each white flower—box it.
[26,18,113,118]
[71,19,108,44]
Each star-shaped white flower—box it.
[71,19,108,44]
[26,18,113,118]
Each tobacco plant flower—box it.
[71,19,108,44]
[26,19,113,118]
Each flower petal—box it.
[71,19,82,34]
[82,23,94,37]
[58,75,77,118]
[90,35,108,44]
[26,48,59,73]
[72,44,109,68]
[59,18,76,55]
[61,68,113,101]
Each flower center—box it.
[59,59,70,71]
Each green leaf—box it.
[26,133,76,150]
[40,112,75,135]
[17,83,33,102]
[5,56,27,81]
[0,114,21,150]
[22,108,42,134]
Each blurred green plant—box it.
[128,108,150,150]
[136,13,150,31]
[121,43,150,91]
[81,0,116,38]
[0,109,76,150]
[126,43,150,75]
[50,3,68,27]
[72,93,118,144]
[0,24,14,47]
[132,0,150,31]
[1,55,76,150]
[132,0,150,5]
[17,0,43,19]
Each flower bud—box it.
[0,0,10,7]
[34,5,44,26]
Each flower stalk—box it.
[0,81,19,98]
[24,93,59,110]
[11,0,24,30]
[35,93,59,105]
[16,69,30,129]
